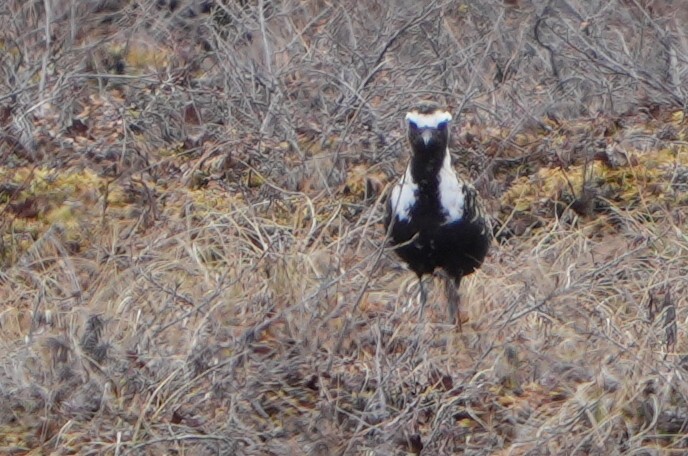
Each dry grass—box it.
[1,0,688,454]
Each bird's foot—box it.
[448,300,470,330]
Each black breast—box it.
[386,181,489,279]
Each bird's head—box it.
[405,101,452,155]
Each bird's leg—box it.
[417,275,427,320]
[445,274,463,330]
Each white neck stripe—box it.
[405,111,452,128]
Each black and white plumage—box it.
[385,101,490,324]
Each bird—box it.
[384,101,490,326]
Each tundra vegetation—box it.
[1,1,687,454]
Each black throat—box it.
[408,144,448,223]
[410,144,446,190]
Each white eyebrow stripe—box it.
[405,111,452,128]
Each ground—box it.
[1,1,688,455]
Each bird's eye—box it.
[408,120,418,130]
[437,121,448,130]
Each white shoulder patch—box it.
[438,152,465,222]
[389,166,417,222]
[405,110,452,129]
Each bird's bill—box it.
[421,129,433,146]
